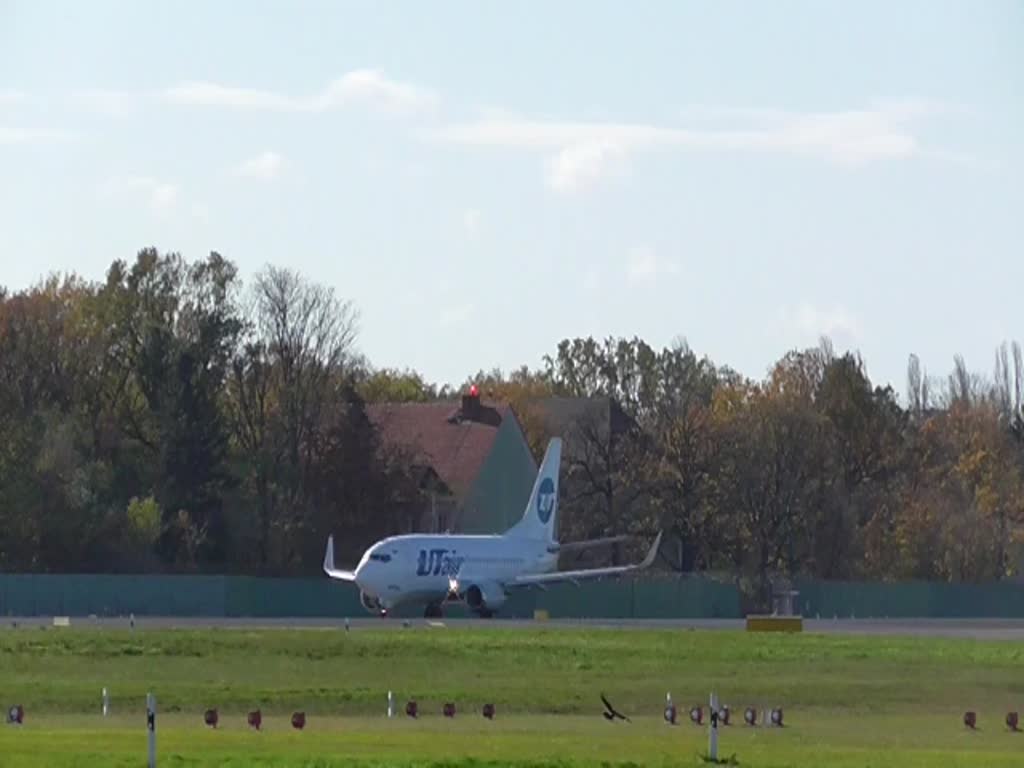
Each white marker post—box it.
[102,687,109,717]
[146,692,156,768]
[387,690,394,718]
[709,691,719,762]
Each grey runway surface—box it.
[4,615,1024,639]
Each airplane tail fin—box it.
[505,437,561,543]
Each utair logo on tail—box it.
[321,436,662,619]
[536,477,555,524]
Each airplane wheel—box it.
[478,609,495,619]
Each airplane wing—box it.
[509,531,662,588]
[322,535,357,581]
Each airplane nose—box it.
[354,560,376,591]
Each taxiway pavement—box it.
[4,615,1024,639]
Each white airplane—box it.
[322,437,662,618]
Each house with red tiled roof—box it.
[367,387,539,535]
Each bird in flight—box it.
[600,693,630,722]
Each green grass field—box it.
[0,623,1021,766]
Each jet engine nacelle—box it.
[463,582,506,616]
[360,590,382,614]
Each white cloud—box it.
[0,90,27,107]
[626,246,679,282]
[149,183,179,212]
[69,89,138,115]
[461,208,482,237]
[439,116,677,149]
[164,70,437,114]
[99,176,180,214]
[439,101,947,192]
[580,266,603,296]
[439,302,475,328]
[0,125,73,144]
[545,140,629,193]
[782,302,861,342]
[318,70,438,114]
[235,151,285,179]
[164,82,293,111]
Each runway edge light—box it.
[146,693,156,768]
[709,692,719,762]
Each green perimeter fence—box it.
[795,578,1024,619]
[1,573,1022,620]
[0,573,741,620]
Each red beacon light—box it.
[469,384,479,397]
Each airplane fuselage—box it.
[353,533,558,614]
[323,437,662,618]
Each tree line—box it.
[1,250,1022,600]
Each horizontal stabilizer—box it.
[323,535,357,581]
[547,534,635,554]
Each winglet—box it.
[324,534,335,572]
[639,531,663,569]
[323,535,357,581]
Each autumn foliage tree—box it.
[0,250,1021,594]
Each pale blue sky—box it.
[2,1,1022,395]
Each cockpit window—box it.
[369,553,391,562]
